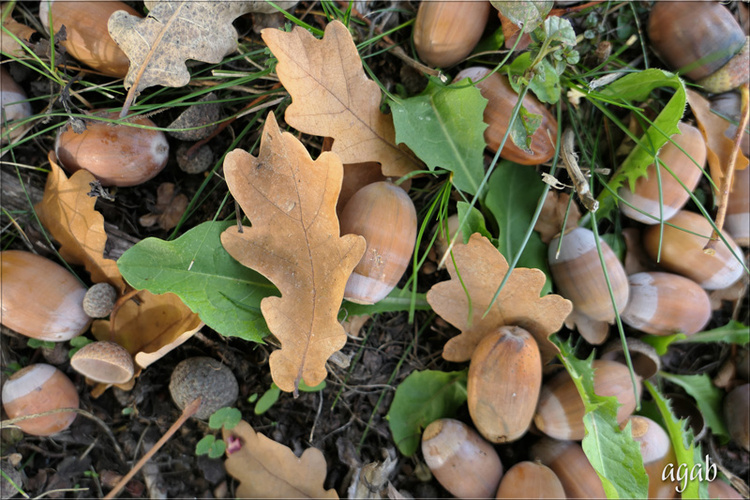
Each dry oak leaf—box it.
[223,420,338,499]
[138,182,188,231]
[686,88,748,191]
[35,153,126,292]
[426,233,572,364]
[108,0,296,93]
[221,112,366,394]
[534,191,582,244]
[262,20,421,178]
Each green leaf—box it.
[658,372,729,440]
[540,16,577,46]
[483,162,552,295]
[341,287,431,317]
[491,0,553,33]
[508,53,561,104]
[644,380,707,499]
[69,336,92,347]
[118,221,278,342]
[640,333,687,356]
[592,69,687,218]
[254,384,281,415]
[386,370,468,456]
[676,321,749,345]
[299,380,326,392]
[456,201,492,241]
[208,407,242,430]
[555,337,649,499]
[195,435,215,456]
[208,439,227,459]
[27,338,56,349]
[389,78,488,195]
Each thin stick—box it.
[103,397,202,499]
[705,82,749,252]
[561,128,599,212]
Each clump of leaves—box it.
[195,407,242,459]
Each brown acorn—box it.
[726,165,749,246]
[495,461,565,499]
[531,438,606,498]
[626,416,678,499]
[724,383,750,452]
[0,66,32,145]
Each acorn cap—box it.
[169,357,239,420]
[70,340,135,384]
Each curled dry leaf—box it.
[138,182,188,231]
[35,153,126,292]
[108,0,296,93]
[223,420,338,499]
[262,20,421,178]
[534,191,582,244]
[221,113,366,393]
[426,233,572,364]
[1,10,36,58]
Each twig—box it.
[561,128,599,212]
[103,397,202,499]
[704,82,749,252]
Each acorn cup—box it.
[648,1,749,93]
[618,122,707,224]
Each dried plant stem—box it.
[561,128,599,212]
[705,82,749,252]
[103,397,202,500]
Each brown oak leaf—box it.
[262,20,421,178]
[223,420,338,499]
[534,191,581,244]
[35,153,126,292]
[221,113,366,394]
[426,233,572,364]
[138,182,188,231]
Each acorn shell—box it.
[0,250,90,342]
[548,226,629,324]
[55,111,169,187]
[70,340,134,384]
[643,210,744,290]
[711,91,750,157]
[625,416,678,499]
[726,165,749,246]
[619,122,706,224]
[621,272,711,336]
[2,364,79,436]
[413,1,491,68]
[0,66,32,145]
[531,438,606,499]
[340,182,417,304]
[724,383,750,452]
[39,0,140,78]
[467,326,541,443]
[495,461,565,499]
[454,67,558,165]
[421,418,504,499]
[534,360,641,441]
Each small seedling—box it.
[195,407,242,459]
[68,336,93,357]
[254,381,326,415]
[27,338,56,350]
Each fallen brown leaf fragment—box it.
[262,20,421,178]
[426,233,572,364]
[221,112,366,393]
[223,420,338,499]
[534,191,582,244]
[138,182,188,231]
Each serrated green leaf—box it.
[592,69,687,218]
[555,337,649,499]
[118,221,278,342]
[676,320,749,345]
[386,370,468,456]
[491,0,553,33]
[456,201,492,242]
[341,287,430,317]
[659,372,729,440]
[388,78,488,195]
[208,407,242,430]
[483,162,552,295]
[195,435,215,456]
[644,380,707,499]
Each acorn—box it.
[531,438,606,498]
[421,418,504,499]
[82,282,118,318]
[38,0,141,78]
[413,1,491,68]
[707,479,744,499]
[467,326,542,443]
[548,227,630,325]
[55,111,169,187]
[340,181,417,304]
[169,357,238,420]
[0,250,90,342]
[454,67,558,165]
[643,210,744,290]
[495,461,565,499]
[1,364,78,436]
[619,122,707,224]
[621,272,712,336]
[648,1,749,93]
[711,91,750,157]
[0,66,32,146]
[724,383,749,451]
[70,340,134,385]
[726,165,749,246]
[625,416,678,499]
[534,360,642,441]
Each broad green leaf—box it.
[208,439,227,459]
[540,16,577,46]
[386,370,468,456]
[209,407,242,430]
[118,221,278,342]
[658,372,729,440]
[555,337,649,499]
[483,162,552,295]
[255,384,281,415]
[641,333,687,356]
[507,53,561,104]
[591,69,687,218]
[676,321,749,345]
[456,201,492,241]
[195,435,216,455]
[644,380,707,499]
[491,0,553,33]
[389,78,488,195]
[341,288,430,317]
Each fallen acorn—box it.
[625,415,678,499]
[495,461,565,499]
[531,437,606,499]
[169,357,239,420]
